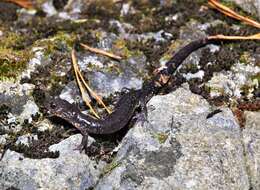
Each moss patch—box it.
[0,47,32,80]
[101,160,121,177]
[152,132,169,144]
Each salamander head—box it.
[45,97,74,117]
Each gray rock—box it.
[18,100,39,124]
[0,134,8,145]
[227,0,260,19]
[0,82,34,115]
[207,62,260,98]
[75,31,146,97]
[59,80,86,104]
[243,111,260,190]
[87,71,143,97]
[96,85,250,190]
[0,134,105,190]
[21,48,47,79]
[0,81,38,132]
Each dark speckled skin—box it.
[47,89,145,135]
[46,37,218,149]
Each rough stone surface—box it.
[0,134,105,190]
[243,111,260,190]
[1,85,259,190]
[95,86,250,190]
[207,62,260,98]
[228,0,260,18]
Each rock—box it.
[0,134,105,190]
[95,85,250,190]
[207,62,259,98]
[0,134,8,145]
[86,71,143,97]
[75,31,146,97]
[21,48,46,79]
[242,111,260,190]
[0,81,37,132]
[59,81,85,104]
[18,100,39,124]
[227,0,260,19]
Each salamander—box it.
[46,37,219,151]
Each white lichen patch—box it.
[207,62,260,98]
[183,70,205,80]
[78,55,104,71]
[16,134,38,146]
[21,47,45,79]
[18,100,39,124]
[0,81,34,97]
[41,1,57,17]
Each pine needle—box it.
[4,0,33,9]
[76,67,112,114]
[71,49,100,119]
[80,43,122,61]
[209,33,260,40]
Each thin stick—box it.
[208,33,260,40]
[76,70,112,114]
[71,49,100,119]
[80,43,122,60]
[208,0,260,28]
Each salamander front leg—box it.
[74,133,89,153]
[135,101,149,126]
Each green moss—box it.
[152,132,169,144]
[113,39,137,59]
[101,160,121,176]
[0,31,29,50]
[220,0,238,9]
[0,47,32,80]
[35,31,76,57]
[251,73,260,83]
[0,30,35,80]
[206,85,225,95]
[240,84,252,96]
[239,52,250,64]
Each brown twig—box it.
[208,0,260,28]
[80,43,122,61]
[71,49,100,119]
[4,0,33,9]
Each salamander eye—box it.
[50,102,57,109]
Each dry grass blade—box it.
[208,0,260,28]
[209,33,260,40]
[4,0,33,9]
[80,43,122,61]
[71,49,100,119]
